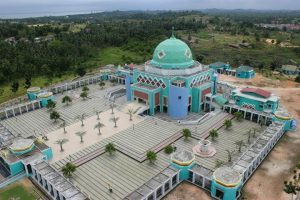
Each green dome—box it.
[151,35,194,69]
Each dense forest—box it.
[0,10,299,86]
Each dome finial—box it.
[171,26,175,38]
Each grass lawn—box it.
[0,73,76,105]
[83,47,145,68]
[0,182,37,200]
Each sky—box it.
[1,0,300,18]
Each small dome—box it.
[151,35,194,69]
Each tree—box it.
[99,81,105,89]
[283,169,300,200]
[244,129,252,144]
[295,75,300,83]
[234,140,246,153]
[62,95,72,105]
[226,149,233,162]
[60,120,67,133]
[128,108,134,121]
[215,159,225,169]
[223,119,232,130]
[62,162,76,178]
[146,151,157,164]
[80,91,88,100]
[209,129,219,141]
[82,86,89,92]
[182,128,191,141]
[76,67,86,77]
[10,82,19,94]
[75,114,86,126]
[234,111,243,121]
[164,145,174,154]
[46,100,56,111]
[252,128,259,138]
[24,76,31,89]
[94,122,104,135]
[105,143,116,155]
[110,116,120,128]
[55,139,68,152]
[50,111,60,122]
[75,131,86,143]
[110,102,115,114]
[95,110,102,120]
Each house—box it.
[280,65,300,75]
[231,87,279,113]
[209,62,231,74]
[236,66,255,79]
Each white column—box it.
[250,112,253,121]
[32,102,35,110]
[12,108,15,116]
[5,110,8,118]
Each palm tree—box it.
[94,122,104,135]
[62,162,76,178]
[62,95,72,106]
[95,110,102,120]
[99,81,105,89]
[50,111,60,122]
[209,129,219,141]
[223,119,232,130]
[110,116,120,128]
[252,128,259,138]
[244,129,252,144]
[164,145,174,154]
[110,102,115,114]
[146,151,157,164]
[60,120,67,133]
[234,111,243,121]
[75,114,86,126]
[46,100,56,111]
[234,140,246,153]
[55,139,69,152]
[80,91,88,100]
[215,159,225,169]
[182,129,191,141]
[226,149,233,163]
[105,143,116,155]
[75,131,86,143]
[128,108,134,121]
[82,86,90,92]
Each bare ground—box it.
[220,73,300,200]
[163,181,212,200]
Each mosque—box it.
[125,31,216,119]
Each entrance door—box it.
[27,164,32,174]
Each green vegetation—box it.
[209,129,219,141]
[0,182,37,200]
[182,128,192,141]
[62,95,72,105]
[234,111,244,121]
[1,10,300,105]
[105,143,116,155]
[62,162,77,178]
[146,151,157,164]
[164,144,174,154]
[223,119,233,130]
[55,139,69,152]
[50,111,60,122]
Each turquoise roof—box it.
[237,65,253,72]
[151,35,194,69]
[214,95,228,106]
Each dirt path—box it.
[219,73,300,200]
[163,182,212,200]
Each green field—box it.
[83,47,146,68]
[0,182,37,200]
